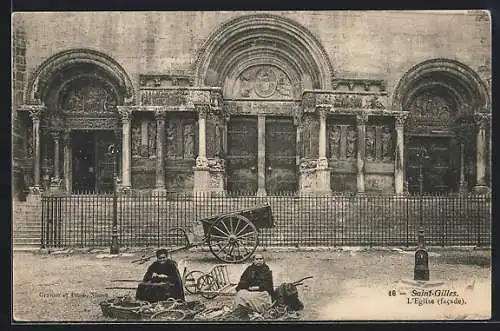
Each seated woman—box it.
[135,248,185,302]
[232,254,274,316]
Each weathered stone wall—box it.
[13,11,491,101]
[12,15,28,200]
[11,11,491,194]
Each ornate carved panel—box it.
[141,89,189,106]
[328,125,341,159]
[60,79,117,113]
[302,91,388,110]
[147,119,156,156]
[139,74,193,87]
[131,121,141,157]
[206,116,224,158]
[345,125,357,159]
[233,66,296,100]
[407,91,454,132]
[26,123,33,158]
[183,123,195,158]
[165,115,197,160]
[365,126,376,160]
[365,123,394,162]
[300,116,319,159]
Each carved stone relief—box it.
[366,126,376,160]
[345,126,357,158]
[26,124,33,158]
[381,126,393,161]
[131,122,141,156]
[234,66,295,99]
[60,81,117,113]
[407,91,452,129]
[147,119,156,156]
[183,123,195,158]
[328,125,341,159]
[166,121,177,156]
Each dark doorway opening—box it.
[72,130,115,193]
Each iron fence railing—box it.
[40,192,491,249]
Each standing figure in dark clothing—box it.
[135,249,185,302]
[232,254,274,315]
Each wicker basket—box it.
[150,309,187,321]
[110,305,142,320]
[138,300,178,319]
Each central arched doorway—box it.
[194,14,334,195]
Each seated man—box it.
[232,254,274,317]
[135,248,185,302]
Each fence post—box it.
[41,197,45,248]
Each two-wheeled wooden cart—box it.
[133,204,274,264]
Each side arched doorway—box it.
[22,49,135,194]
[393,59,490,194]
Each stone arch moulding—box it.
[193,14,334,90]
[24,48,136,106]
[392,58,490,114]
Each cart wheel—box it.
[183,270,205,294]
[208,214,259,263]
[196,274,219,299]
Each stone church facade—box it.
[12,11,491,197]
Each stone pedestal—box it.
[298,158,331,195]
[193,157,225,193]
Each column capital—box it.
[356,112,369,125]
[195,104,210,119]
[154,109,167,120]
[50,131,61,140]
[318,106,329,119]
[117,106,133,123]
[474,113,491,129]
[63,129,71,143]
[395,112,409,128]
[22,105,46,121]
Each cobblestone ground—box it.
[12,248,491,322]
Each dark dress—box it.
[135,259,185,302]
[235,263,274,297]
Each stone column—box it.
[193,106,210,192]
[473,113,490,193]
[63,129,71,193]
[28,106,43,193]
[117,106,132,190]
[458,142,467,194]
[356,113,368,193]
[154,110,166,191]
[51,131,61,179]
[319,109,327,160]
[394,113,408,194]
[257,115,266,196]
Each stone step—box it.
[13,237,40,245]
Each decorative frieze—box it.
[223,100,299,116]
[139,87,221,110]
[139,73,194,87]
[301,90,388,112]
[332,78,386,92]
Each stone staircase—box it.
[12,196,42,249]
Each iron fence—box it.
[40,192,491,249]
